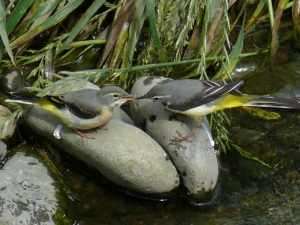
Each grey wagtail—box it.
[136,79,300,143]
[6,86,135,139]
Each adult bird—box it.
[136,79,300,143]
[6,86,135,140]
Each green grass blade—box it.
[145,0,165,62]
[119,0,146,86]
[213,18,245,80]
[56,0,106,56]
[0,0,15,65]
[267,0,274,28]
[109,21,129,68]
[245,0,267,31]
[15,0,47,37]
[6,0,35,35]
[29,0,63,29]
[10,0,84,50]
[124,0,145,63]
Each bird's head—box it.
[101,86,135,108]
[136,85,171,106]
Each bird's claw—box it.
[169,130,192,146]
[75,129,95,142]
[94,126,108,132]
[169,125,202,146]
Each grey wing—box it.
[168,80,244,111]
[63,89,104,119]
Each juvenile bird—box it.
[6,86,135,139]
[137,79,300,143]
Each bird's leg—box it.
[93,125,108,132]
[170,123,202,145]
[74,129,95,142]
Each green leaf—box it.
[28,0,63,30]
[213,18,245,80]
[10,0,84,49]
[0,0,15,65]
[145,0,166,62]
[245,0,267,31]
[55,0,106,56]
[6,0,35,35]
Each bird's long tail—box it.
[214,94,300,111]
[5,96,38,105]
[243,95,300,109]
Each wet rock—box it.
[0,151,58,224]
[131,76,219,200]
[23,106,179,194]
[0,66,36,95]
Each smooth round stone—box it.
[0,66,36,95]
[131,76,219,198]
[145,102,218,196]
[114,109,134,125]
[23,106,179,194]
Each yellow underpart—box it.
[212,94,257,111]
[35,99,63,118]
[34,98,61,118]
[165,94,258,123]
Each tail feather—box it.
[5,96,38,105]
[244,96,300,109]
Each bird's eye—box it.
[152,96,160,101]
[113,93,119,98]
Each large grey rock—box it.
[145,103,218,195]
[0,152,57,225]
[23,106,179,194]
[131,76,219,197]
[113,108,134,125]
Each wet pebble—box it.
[0,66,36,95]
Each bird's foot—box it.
[169,125,202,146]
[94,125,108,132]
[169,131,192,145]
[74,129,95,142]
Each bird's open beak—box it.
[121,95,135,101]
